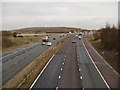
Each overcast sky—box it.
[1,1,118,30]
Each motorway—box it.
[31,36,108,89]
[1,35,66,85]
[77,39,107,88]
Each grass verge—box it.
[2,35,71,89]
[2,35,42,54]
[86,35,119,74]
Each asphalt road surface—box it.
[83,36,120,89]
[58,38,82,88]
[77,39,107,88]
[31,36,108,89]
[1,35,66,85]
[31,36,71,88]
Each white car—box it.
[78,35,82,40]
[47,42,52,46]
[42,42,46,45]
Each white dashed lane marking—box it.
[59,76,61,79]
[56,87,58,90]
[80,76,82,79]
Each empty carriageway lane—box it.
[76,38,108,89]
[2,36,66,85]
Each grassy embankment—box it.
[2,34,71,89]
[86,25,119,73]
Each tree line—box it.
[93,24,119,50]
[100,24,118,50]
[93,24,120,69]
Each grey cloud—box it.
[1,2,118,30]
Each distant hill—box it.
[12,27,85,34]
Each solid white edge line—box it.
[82,38,111,89]
[85,38,119,76]
[29,38,65,89]
[29,54,55,90]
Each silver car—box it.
[47,42,52,46]
[42,42,46,45]
[72,40,76,43]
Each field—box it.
[14,27,82,34]
[86,35,119,73]
[2,35,42,54]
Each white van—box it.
[78,35,82,40]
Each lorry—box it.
[42,36,49,42]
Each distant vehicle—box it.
[42,36,49,42]
[79,33,82,36]
[53,38,56,40]
[73,31,76,33]
[78,35,82,40]
[60,35,62,37]
[46,35,49,38]
[69,31,72,34]
[72,40,76,43]
[17,35,23,38]
[47,42,52,46]
[76,35,78,37]
[42,42,46,45]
